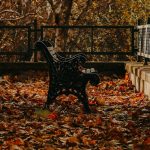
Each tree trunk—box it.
[54,0,73,52]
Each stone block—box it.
[126,62,150,99]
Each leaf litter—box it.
[0,71,150,150]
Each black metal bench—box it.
[35,40,100,113]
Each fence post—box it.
[91,27,94,53]
[34,19,38,62]
[137,19,143,62]
[143,18,150,65]
[146,17,150,56]
[27,26,32,61]
[131,26,136,55]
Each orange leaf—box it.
[13,138,24,145]
[143,137,150,145]
[47,112,58,120]
[67,136,79,144]
[81,136,89,145]
[89,140,96,145]
[89,100,97,105]
[96,97,105,105]
[96,117,102,126]
[119,86,125,92]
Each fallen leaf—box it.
[47,112,58,120]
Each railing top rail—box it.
[58,51,133,55]
[0,26,31,29]
[0,52,27,55]
[0,23,136,62]
[137,24,150,29]
[41,25,134,29]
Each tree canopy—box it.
[0,0,149,26]
[0,0,149,61]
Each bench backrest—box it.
[35,40,89,83]
[35,40,58,75]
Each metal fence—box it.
[137,18,150,65]
[0,26,31,61]
[0,20,136,62]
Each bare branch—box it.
[0,9,21,16]
[74,0,92,25]
[64,0,73,25]
[0,13,35,21]
[47,0,55,13]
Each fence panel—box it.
[41,25,135,61]
[0,24,135,62]
[0,26,31,62]
[137,18,150,65]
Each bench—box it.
[35,40,100,113]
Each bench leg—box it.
[44,89,57,109]
[82,92,91,113]
[45,86,91,113]
[76,91,91,113]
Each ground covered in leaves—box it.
[0,72,150,150]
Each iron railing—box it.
[137,18,150,65]
[41,25,135,54]
[0,26,31,59]
[0,20,137,62]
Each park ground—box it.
[0,71,150,150]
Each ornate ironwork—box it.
[35,40,100,113]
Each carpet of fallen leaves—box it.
[0,71,150,150]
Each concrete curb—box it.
[125,62,150,100]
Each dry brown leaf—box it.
[9,145,23,150]
[67,136,79,144]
